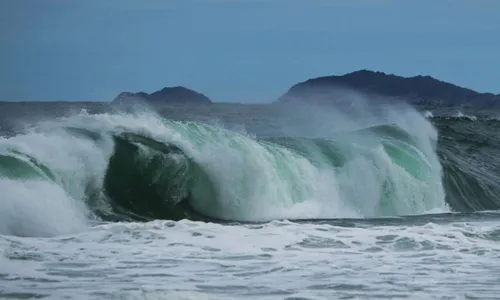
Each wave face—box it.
[434,116,500,212]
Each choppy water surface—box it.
[3,217,500,299]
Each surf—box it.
[0,102,462,237]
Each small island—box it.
[277,70,500,107]
[112,86,212,104]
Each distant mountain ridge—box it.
[113,86,212,104]
[277,70,500,107]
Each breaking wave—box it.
[1,105,498,237]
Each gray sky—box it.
[1,0,499,102]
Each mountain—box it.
[277,70,500,107]
[112,86,212,104]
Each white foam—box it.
[3,219,500,298]
[0,115,114,237]
[0,179,88,237]
[455,111,477,121]
[423,110,434,118]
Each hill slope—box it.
[278,70,499,106]
[113,86,212,104]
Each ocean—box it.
[1,100,500,299]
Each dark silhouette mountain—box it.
[277,70,500,107]
[113,86,212,104]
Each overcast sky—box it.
[1,0,499,102]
